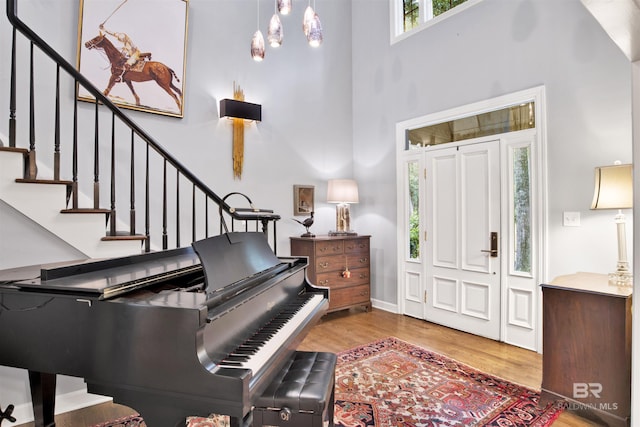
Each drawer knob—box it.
[319,279,329,285]
[359,257,368,264]
[318,262,329,269]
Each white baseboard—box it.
[10,388,112,425]
[371,298,398,313]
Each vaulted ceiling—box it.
[581,0,640,61]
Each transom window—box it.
[392,0,483,43]
[406,101,536,149]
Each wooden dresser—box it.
[290,235,371,313]
[541,272,631,427]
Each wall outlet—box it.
[563,211,581,227]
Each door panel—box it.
[432,154,458,269]
[425,141,501,340]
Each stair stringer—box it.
[0,149,143,259]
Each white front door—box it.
[424,140,501,340]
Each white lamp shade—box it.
[327,179,359,204]
[591,164,633,210]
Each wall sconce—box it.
[327,179,359,236]
[219,99,262,122]
[591,162,633,287]
[219,83,262,179]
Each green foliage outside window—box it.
[409,210,420,259]
[403,0,420,32]
[513,147,531,273]
[408,162,420,259]
[403,0,470,33]
[433,0,469,17]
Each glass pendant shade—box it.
[302,5,314,36]
[268,13,283,47]
[307,13,323,47]
[251,30,265,61]
[277,0,292,15]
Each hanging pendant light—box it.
[268,1,283,47]
[307,11,323,47]
[306,0,323,47]
[277,0,291,15]
[302,3,314,37]
[251,30,265,61]
[251,0,265,61]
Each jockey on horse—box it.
[99,24,151,81]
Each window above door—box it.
[406,101,536,149]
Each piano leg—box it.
[28,371,56,427]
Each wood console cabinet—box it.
[541,272,631,427]
[290,235,371,313]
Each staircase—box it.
[0,146,143,259]
[1,0,280,262]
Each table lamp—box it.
[327,179,359,236]
[591,162,633,287]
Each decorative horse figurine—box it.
[84,33,183,111]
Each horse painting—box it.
[84,33,182,111]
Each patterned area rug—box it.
[93,337,563,427]
[334,337,563,426]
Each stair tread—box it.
[0,147,28,154]
[61,208,111,214]
[16,178,73,185]
[102,232,147,241]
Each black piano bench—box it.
[253,351,337,427]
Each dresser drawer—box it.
[344,238,369,254]
[315,240,343,255]
[316,267,369,288]
[346,253,369,269]
[315,255,345,273]
[330,285,370,311]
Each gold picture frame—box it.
[76,0,188,118]
[293,185,314,216]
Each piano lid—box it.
[192,232,281,294]
[3,247,201,299]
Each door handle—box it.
[481,232,498,257]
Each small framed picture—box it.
[293,185,314,216]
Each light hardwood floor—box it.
[15,308,599,426]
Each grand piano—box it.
[0,232,329,427]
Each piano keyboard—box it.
[218,293,324,373]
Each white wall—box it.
[351,0,632,305]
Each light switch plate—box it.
[563,211,581,227]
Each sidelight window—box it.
[407,161,421,260]
[511,144,532,275]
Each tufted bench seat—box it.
[252,351,337,427]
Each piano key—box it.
[218,293,324,373]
